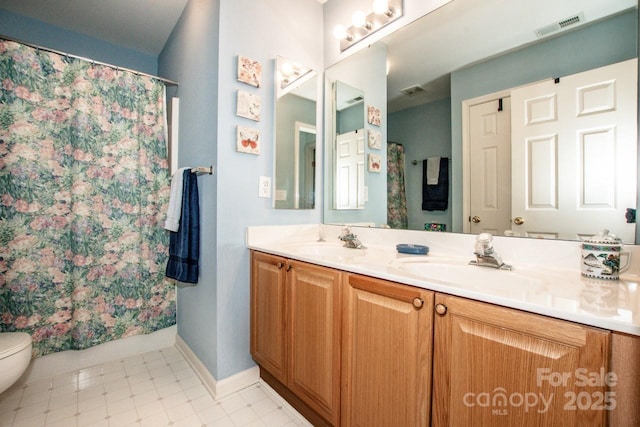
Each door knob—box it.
[412,297,424,309]
[471,216,481,223]
[513,217,525,225]
[435,304,447,316]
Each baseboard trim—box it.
[174,335,259,400]
[21,325,177,385]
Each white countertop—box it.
[247,224,640,336]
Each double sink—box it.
[276,241,555,295]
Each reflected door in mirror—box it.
[469,97,512,236]
[295,122,316,209]
[511,59,637,243]
[336,129,365,209]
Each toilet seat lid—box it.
[0,333,32,359]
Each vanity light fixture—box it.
[333,0,403,52]
[277,58,314,98]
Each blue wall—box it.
[388,97,452,231]
[449,10,638,232]
[337,102,365,134]
[158,0,222,377]
[159,0,324,380]
[0,8,157,74]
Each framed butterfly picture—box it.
[236,90,261,121]
[236,125,260,155]
[237,55,262,88]
[367,105,382,126]
[368,153,382,173]
[368,129,382,149]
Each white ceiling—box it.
[0,0,189,55]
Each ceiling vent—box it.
[347,95,364,104]
[400,85,426,97]
[534,12,585,38]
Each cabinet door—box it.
[250,251,287,382]
[287,261,342,426]
[342,274,434,427]
[432,293,611,427]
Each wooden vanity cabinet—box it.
[432,293,611,427]
[250,251,342,426]
[251,251,636,426]
[341,274,434,427]
[251,251,287,382]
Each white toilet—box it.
[0,332,32,394]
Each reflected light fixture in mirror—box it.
[277,60,313,98]
[333,0,403,52]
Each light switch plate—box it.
[259,176,271,198]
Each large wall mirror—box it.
[275,56,317,209]
[324,0,639,242]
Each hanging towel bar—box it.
[191,166,213,175]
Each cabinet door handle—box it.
[276,262,285,269]
[286,264,293,272]
[435,303,447,316]
[412,297,424,309]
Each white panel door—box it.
[511,59,637,243]
[335,129,365,209]
[469,97,512,236]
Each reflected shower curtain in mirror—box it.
[0,40,176,357]
[387,142,408,229]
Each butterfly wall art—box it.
[237,55,262,88]
[236,126,261,155]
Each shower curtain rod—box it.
[0,34,179,87]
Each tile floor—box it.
[0,347,310,427]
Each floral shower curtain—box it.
[0,40,176,357]
[387,141,408,229]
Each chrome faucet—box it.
[469,233,513,270]
[338,226,365,249]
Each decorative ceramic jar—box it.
[581,229,631,280]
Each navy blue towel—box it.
[422,157,449,211]
[166,170,199,283]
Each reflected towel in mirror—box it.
[422,157,448,211]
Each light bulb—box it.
[281,62,294,76]
[352,10,366,27]
[352,10,372,30]
[373,0,393,16]
[333,24,349,40]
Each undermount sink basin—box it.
[288,242,367,257]
[389,256,546,292]
[280,241,382,262]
